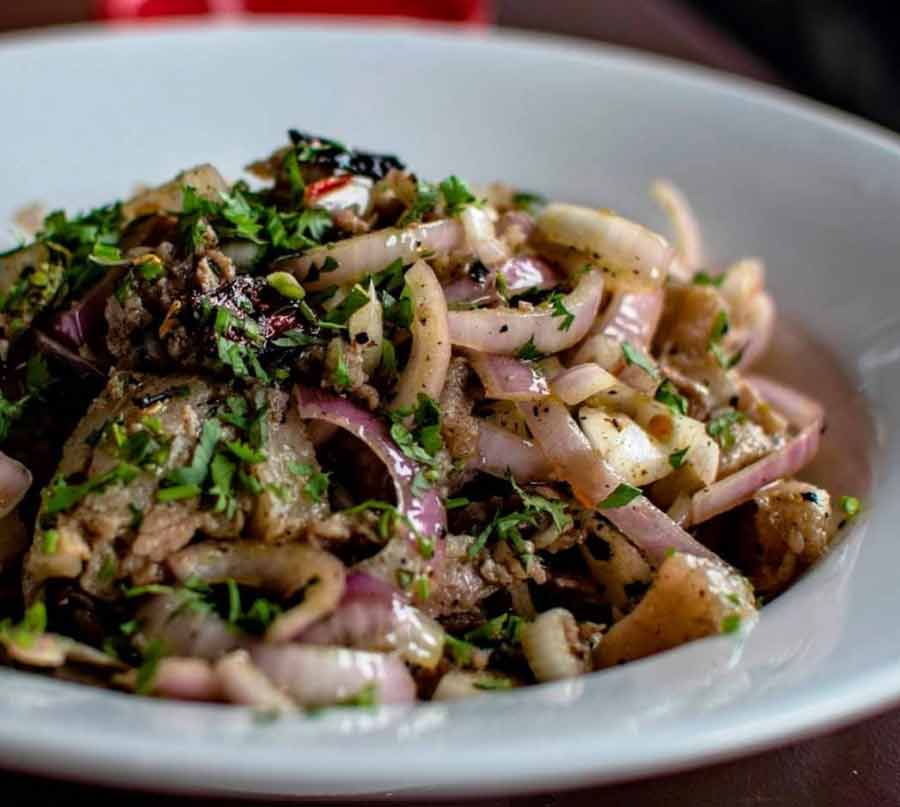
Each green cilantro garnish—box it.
[512,191,546,213]
[693,271,725,287]
[444,634,477,666]
[46,463,141,515]
[135,640,164,695]
[654,379,689,416]
[706,408,745,450]
[597,483,643,509]
[840,495,861,517]
[621,340,659,381]
[721,614,742,634]
[708,310,742,369]
[446,497,470,510]
[163,418,222,489]
[509,474,571,533]
[266,271,305,301]
[464,612,523,647]
[473,676,515,691]
[336,683,378,709]
[439,175,478,216]
[398,179,439,226]
[548,292,575,332]
[41,529,59,555]
[331,344,352,390]
[322,284,370,326]
[516,335,543,361]
[669,447,689,469]
[288,461,331,503]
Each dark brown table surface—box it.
[1,1,897,804]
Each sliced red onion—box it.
[49,266,125,351]
[467,421,554,482]
[518,398,716,564]
[468,351,549,401]
[34,330,104,377]
[148,657,221,702]
[447,269,603,355]
[295,386,446,555]
[536,204,675,286]
[137,594,245,661]
[214,650,296,712]
[167,541,346,643]
[497,210,536,240]
[444,255,560,307]
[650,180,705,276]
[688,375,824,526]
[733,292,775,370]
[570,288,664,374]
[0,450,31,519]
[461,205,510,268]
[251,645,416,707]
[300,572,445,669]
[390,260,451,411]
[283,219,464,291]
[550,363,617,405]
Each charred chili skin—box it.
[288,129,406,181]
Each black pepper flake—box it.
[729,395,739,407]
[355,331,369,344]
[499,325,509,334]
[800,491,820,504]
[532,405,540,417]
[468,261,490,284]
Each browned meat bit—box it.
[656,284,729,357]
[425,534,496,619]
[481,539,547,587]
[579,521,652,616]
[439,357,479,461]
[322,336,379,409]
[744,480,837,596]
[23,373,328,602]
[595,552,757,667]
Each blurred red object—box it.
[97,0,491,23]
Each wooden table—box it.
[0,2,894,804]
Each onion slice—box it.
[518,397,716,564]
[467,421,554,482]
[295,386,446,555]
[282,219,464,291]
[167,541,346,642]
[0,450,31,519]
[688,375,824,526]
[461,205,509,268]
[550,363,617,405]
[650,179,705,277]
[443,255,560,306]
[447,269,603,355]
[390,260,451,410]
[468,351,549,401]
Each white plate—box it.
[0,21,896,799]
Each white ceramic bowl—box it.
[0,21,895,799]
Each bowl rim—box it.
[0,19,898,797]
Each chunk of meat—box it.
[424,534,496,618]
[579,522,652,615]
[715,415,779,479]
[744,480,836,595]
[595,552,757,667]
[656,284,729,357]
[439,357,479,460]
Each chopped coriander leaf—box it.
[548,292,575,332]
[0,393,26,443]
[512,191,546,213]
[396,569,414,589]
[515,335,543,361]
[380,339,398,377]
[331,345,352,390]
[282,148,305,204]
[272,329,318,349]
[98,554,118,583]
[464,612,522,646]
[382,285,413,329]
[156,483,201,502]
[25,354,52,395]
[446,497,470,510]
[693,271,724,287]
[209,453,237,516]
[706,409,745,450]
[135,640,164,695]
[225,440,266,465]
[322,284,370,325]
[414,575,430,601]
[123,583,175,599]
[597,483,643,509]
[622,340,659,381]
[336,683,378,709]
[669,447,689,469]
[398,179,439,226]
[473,676,514,691]
[226,579,242,624]
[655,379,689,416]
[288,461,330,503]
[840,495,861,517]
[41,529,59,555]
[509,474,571,532]
[164,417,221,488]
[444,635,477,666]
[439,175,478,216]
[710,311,729,342]
[46,463,141,515]
[721,614,742,635]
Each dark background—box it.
[2,1,900,805]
